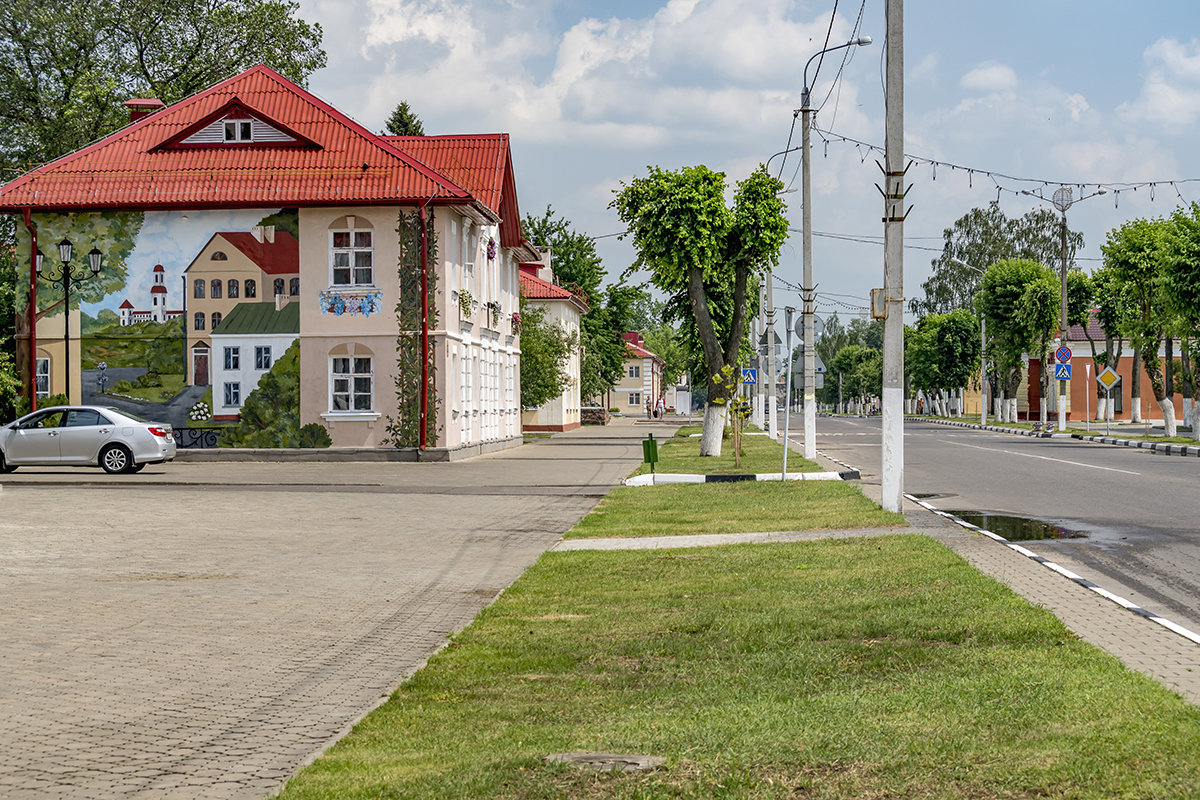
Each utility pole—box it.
[1057,191,1070,432]
[880,0,905,512]
[799,35,871,460]
[766,277,778,437]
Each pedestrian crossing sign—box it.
[1053,363,1072,380]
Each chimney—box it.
[275,292,288,311]
[252,225,276,244]
[123,98,165,124]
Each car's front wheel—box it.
[0,450,15,473]
[100,445,133,474]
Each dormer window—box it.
[225,120,253,142]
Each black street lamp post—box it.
[36,238,102,403]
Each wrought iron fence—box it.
[175,426,223,449]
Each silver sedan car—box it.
[0,405,176,474]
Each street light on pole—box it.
[1021,187,1105,431]
[36,238,102,403]
[798,33,872,460]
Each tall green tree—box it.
[612,165,787,456]
[1102,217,1177,434]
[912,201,1083,316]
[522,206,631,405]
[0,0,326,173]
[384,101,425,136]
[517,301,576,408]
[1163,202,1200,439]
[978,258,1058,423]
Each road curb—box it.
[908,416,1200,456]
[623,471,844,487]
[904,493,1200,647]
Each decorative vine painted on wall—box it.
[318,289,383,317]
[385,210,440,448]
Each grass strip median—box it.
[277,535,1200,799]
[632,425,822,476]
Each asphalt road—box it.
[806,415,1200,634]
[0,419,677,800]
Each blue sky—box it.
[296,0,1200,323]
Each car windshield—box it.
[104,407,150,423]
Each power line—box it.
[813,121,1198,208]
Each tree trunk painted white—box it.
[1131,395,1142,423]
[1097,397,1107,422]
[1008,397,1018,423]
[1183,398,1194,436]
[699,403,727,457]
[1158,397,1177,437]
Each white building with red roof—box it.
[118,264,182,326]
[0,65,543,454]
[518,262,588,431]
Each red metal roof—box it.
[0,65,473,211]
[220,231,299,275]
[519,269,589,313]
[1065,308,1109,341]
[625,340,663,363]
[386,134,524,248]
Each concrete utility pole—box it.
[880,0,905,512]
[766,277,778,437]
[800,34,871,460]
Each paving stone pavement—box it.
[0,420,672,800]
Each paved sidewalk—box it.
[0,419,673,800]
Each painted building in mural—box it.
[0,65,544,453]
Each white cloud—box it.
[1119,38,1200,128]
[959,61,1017,93]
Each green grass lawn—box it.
[566,481,905,538]
[633,424,820,476]
[278,535,1200,800]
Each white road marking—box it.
[944,440,1141,475]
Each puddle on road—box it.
[943,510,1088,541]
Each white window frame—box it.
[35,357,50,398]
[255,346,272,371]
[329,222,375,287]
[330,355,374,413]
[224,119,253,142]
[629,392,641,406]
[224,346,240,371]
[629,365,640,378]
[224,382,240,407]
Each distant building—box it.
[612,332,664,416]
[118,264,182,325]
[518,261,587,432]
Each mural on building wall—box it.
[15,208,299,410]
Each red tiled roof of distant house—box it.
[519,268,589,313]
[119,300,134,309]
[0,65,476,212]
[1065,308,1109,341]
[625,340,663,363]
[221,231,300,275]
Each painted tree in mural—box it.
[386,210,440,448]
[612,165,787,456]
[14,211,144,320]
[220,340,331,448]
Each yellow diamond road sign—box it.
[1097,367,1120,390]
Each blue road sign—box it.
[741,368,757,385]
[1054,363,1072,380]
